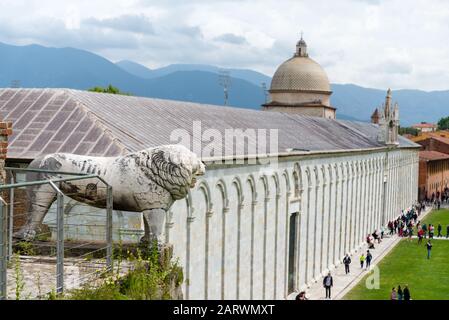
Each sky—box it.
[1,0,449,91]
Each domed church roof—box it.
[270,37,331,93]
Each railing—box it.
[0,167,113,300]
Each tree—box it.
[88,85,130,95]
[398,126,419,136]
[437,116,449,130]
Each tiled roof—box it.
[0,88,419,160]
[419,151,449,161]
[410,131,449,142]
[411,123,437,129]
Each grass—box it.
[345,209,449,300]
[418,209,449,236]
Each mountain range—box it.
[1,42,448,126]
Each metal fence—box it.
[0,167,113,300]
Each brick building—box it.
[418,151,449,201]
[411,122,437,134]
[414,134,449,155]
[410,132,449,201]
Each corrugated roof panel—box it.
[74,142,93,155]
[43,142,63,154]
[28,131,54,152]
[0,88,420,160]
[53,121,79,142]
[58,132,86,153]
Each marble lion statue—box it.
[13,144,205,244]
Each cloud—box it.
[1,0,449,90]
[83,14,155,34]
[213,33,248,45]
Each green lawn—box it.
[419,209,449,236]
[345,209,449,300]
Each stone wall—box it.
[167,147,419,300]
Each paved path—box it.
[305,207,433,300]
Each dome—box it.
[270,56,331,93]
[270,37,331,93]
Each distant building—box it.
[402,133,415,140]
[371,108,380,124]
[418,151,449,201]
[412,122,437,134]
[262,36,337,119]
[411,131,449,200]
[411,132,449,155]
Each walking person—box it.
[343,254,351,274]
[323,272,333,300]
[437,224,442,237]
[426,240,433,259]
[397,285,403,301]
[418,228,424,244]
[360,254,365,269]
[446,224,449,238]
[366,250,373,269]
[403,285,411,300]
[390,287,397,300]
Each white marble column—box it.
[313,167,322,281]
[332,164,340,267]
[305,168,313,285]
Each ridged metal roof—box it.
[0,88,419,160]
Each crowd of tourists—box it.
[386,203,425,239]
[423,188,449,209]
[296,201,438,300]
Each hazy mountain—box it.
[331,84,449,126]
[1,42,448,126]
[116,60,272,86]
[145,70,266,108]
[0,42,264,108]
[115,60,154,79]
[0,42,148,90]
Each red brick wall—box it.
[420,158,449,200]
[0,119,12,184]
[418,160,427,200]
[418,138,449,155]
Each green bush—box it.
[64,242,183,300]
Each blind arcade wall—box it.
[167,148,419,300]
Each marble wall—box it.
[167,148,419,300]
